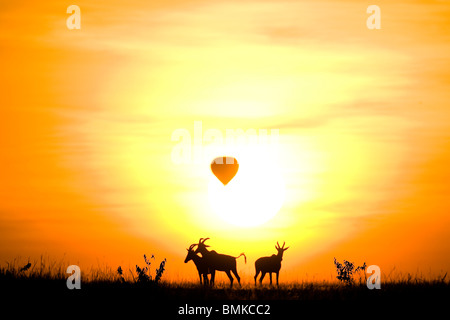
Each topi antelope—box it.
[184,244,210,285]
[195,238,246,287]
[254,241,289,286]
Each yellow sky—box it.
[1,0,449,281]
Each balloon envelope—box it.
[211,157,239,185]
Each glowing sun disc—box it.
[208,156,285,227]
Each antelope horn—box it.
[277,241,280,248]
[282,241,285,248]
[201,237,210,244]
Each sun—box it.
[208,152,285,227]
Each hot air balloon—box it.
[211,156,239,185]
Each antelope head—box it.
[275,241,289,259]
[195,237,210,255]
[184,243,198,263]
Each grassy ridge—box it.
[1,257,448,303]
[2,257,448,318]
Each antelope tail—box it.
[235,253,247,264]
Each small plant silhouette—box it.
[334,258,366,285]
[155,258,167,283]
[117,254,166,285]
[117,266,125,282]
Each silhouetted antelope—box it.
[195,238,246,287]
[184,244,210,285]
[254,241,289,286]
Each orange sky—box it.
[1,0,449,282]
